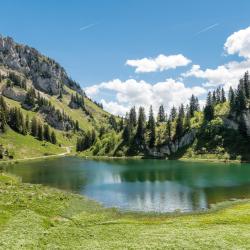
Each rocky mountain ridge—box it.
[0,35,83,96]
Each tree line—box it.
[0,96,57,144]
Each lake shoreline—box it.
[0,171,249,217]
[79,154,244,164]
[0,153,246,165]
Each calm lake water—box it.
[3,157,250,212]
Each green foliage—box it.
[76,130,96,152]
[189,94,200,117]
[214,102,230,116]
[69,93,85,109]
[89,131,120,156]
[147,105,155,147]
[7,72,27,89]
[108,115,117,131]
[175,104,184,139]
[51,131,57,144]
[24,87,36,108]
[157,104,165,123]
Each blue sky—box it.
[1,1,250,115]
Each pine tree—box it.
[236,85,246,113]
[204,92,214,121]
[9,107,24,133]
[0,96,7,113]
[51,131,57,144]
[21,117,27,135]
[212,91,217,105]
[129,106,137,127]
[31,117,38,137]
[0,96,7,133]
[147,105,156,147]
[221,87,226,103]
[135,107,146,145]
[184,111,191,130]
[157,105,165,123]
[91,129,96,145]
[43,124,51,142]
[75,120,80,131]
[122,124,131,142]
[228,87,235,112]
[243,71,250,99]
[175,105,184,139]
[166,119,171,140]
[239,114,248,137]
[215,87,221,104]
[99,126,105,138]
[24,88,36,108]
[109,115,117,130]
[59,89,63,99]
[189,95,199,117]
[37,123,43,141]
[170,106,177,121]
[76,137,82,152]
[118,117,124,132]
[25,114,29,133]
[0,110,7,133]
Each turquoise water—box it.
[4,157,250,212]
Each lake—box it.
[3,157,250,212]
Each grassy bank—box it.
[78,153,245,164]
[179,156,242,164]
[0,173,250,249]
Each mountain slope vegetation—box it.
[82,73,250,162]
[0,35,250,162]
[0,35,113,159]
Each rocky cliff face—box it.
[0,35,83,96]
[2,86,26,102]
[148,129,197,158]
[242,110,250,136]
[224,110,250,136]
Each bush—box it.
[236,155,242,161]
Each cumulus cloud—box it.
[100,99,129,116]
[85,78,206,116]
[183,26,250,90]
[224,26,250,58]
[126,54,191,73]
[182,60,250,90]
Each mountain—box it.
[0,35,113,159]
[0,35,250,162]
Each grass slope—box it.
[0,129,64,159]
[0,80,110,159]
[0,173,249,249]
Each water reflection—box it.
[4,157,250,212]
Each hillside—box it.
[0,35,112,160]
[82,74,250,162]
[0,35,250,162]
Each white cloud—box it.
[224,26,250,58]
[182,60,250,90]
[85,78,206,116]
[182,26,250,90]
[100,99,129,116]
[126,54,191,73]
